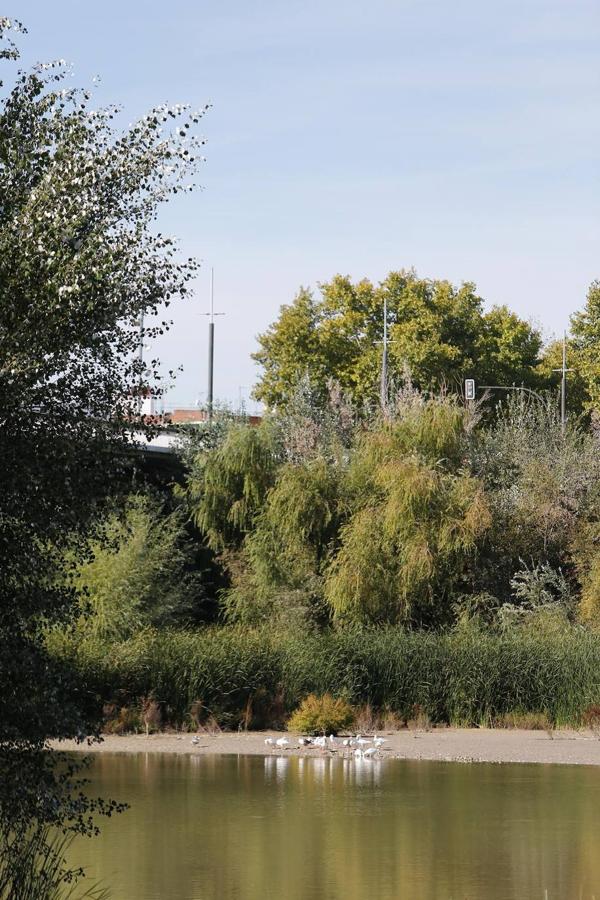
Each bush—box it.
[73,494,205,640]
[286,693,354,735]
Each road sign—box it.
[465,379,476,401]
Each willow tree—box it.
[0,18,207,889]
[224,457,342,625]
[325,396,491,625]
[183,420,282,552]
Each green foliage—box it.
[570,280,600,413]
[326,395,490,625]
[0,825,109,900]
[0,18,205,886]
[286,693,354,735]
[73,494,205,640]
[253,271,545,410]
[473,395,600,605]
[183,420,281,551]
[224,457,341,626]
[51,624,600,729]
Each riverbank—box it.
[54,728,600,766]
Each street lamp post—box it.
[202,268,225,422]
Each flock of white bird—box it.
[263,734,387,759]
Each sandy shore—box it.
[53,728,600,766]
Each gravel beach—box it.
[53,728,600,766]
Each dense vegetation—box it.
[0,17,205,897]
[49,625,600,731]
[46,380,600,737]
[5,13,600,897]
[175,388,600,630]
[252,274,600,416]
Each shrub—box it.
[73,494,205,640]
[581,704,600,738]
[286,693,354,735]
[493,711,554,731]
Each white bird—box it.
[342,738,352,747]
[328,734,338,747]
[314,735,327,748]
[264,737,275,748]
[373,735,386,748]
[363,746,378,758]
[190,736,200,746]
[275,737,290,750]
[298,737,311,746]
[355,736,372,747]
[353,747,364,758]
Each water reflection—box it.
[68,753,600,900]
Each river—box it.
[69,753,600,899]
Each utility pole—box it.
[380,295,389,412]
[202,268,225,422]
[553,332,571,434]
[560,335,567,432]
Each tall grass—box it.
[0,826,109,900]
[48,624,600,729]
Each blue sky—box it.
[14,0,600,409]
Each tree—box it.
[325,395,491,625]
[0,18,206,889]
[252,271,545,410]
[569,280,600,413]
[73,494,206,640]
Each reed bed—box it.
[48,625,600,730]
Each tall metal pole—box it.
[207,268,215,422]
[201,267,225,424]
[560,331,567,434]
[380,295,388,412]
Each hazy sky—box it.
[14,0,600,410]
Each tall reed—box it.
[0,825,109,900]
[49,624,600,729]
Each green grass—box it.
[47,624,600,730]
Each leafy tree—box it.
[224,457,342,626]
[73,494,206,640]
[0,18,205,887]
[569,280,600,413]
[253,271,545,410]
[325,396,491,625]
[183,420,282,551]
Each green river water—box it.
[69,753,600,900]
